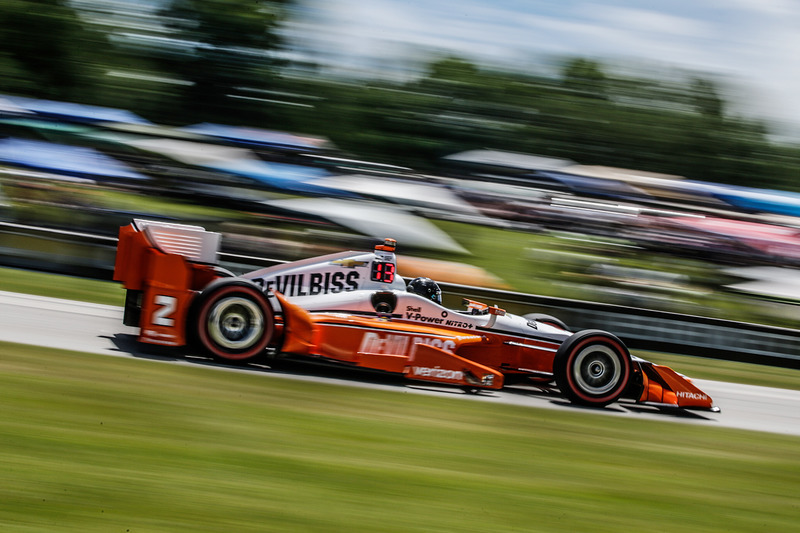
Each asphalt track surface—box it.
[2,290,799,437]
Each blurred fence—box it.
[0,221,119,278]
[2,221,799,369]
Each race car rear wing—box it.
[114,220,225,346]
[129,219,221,264]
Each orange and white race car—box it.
[114,219,718,411]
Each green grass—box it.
[1,341,798,533]
[0,266,125,307]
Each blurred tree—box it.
[155,0,291,125]
[561,58,608,100]
[426,56,480,86]
[0,0,109,101]
[312,56,528,169]
[690,77,725,118]
[0,1,797,193]
[293,53,799,189]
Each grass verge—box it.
[0,266,125,307]
[1,341,798,533]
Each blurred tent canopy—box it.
[100,122,213,142]
[724,266,800,303]
[530,170,651,201]
[0,97,33,116]
[649,179,800,217]
[443,149,575,174]
[2,95,152,125]
[204,158,344,196]
[88,133,258,166]
[561,165,685,184]
[262,197,469,254]
[180,123,332,152]
[0,138,149,182]
[311,174,483,215]
[0,116,95,138]
[664,215,800,262]
[80,130,351,196]
[558,165,698,204]
[709,186,800,218]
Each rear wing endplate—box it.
[132,219,221,264]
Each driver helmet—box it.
[406,277,442,305]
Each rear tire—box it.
[523,312,569,331]
[192,281,274,363]
[554,330,631,407]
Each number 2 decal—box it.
[152,295,177,327]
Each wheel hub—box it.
[207,296,264,350]
[573,346,621,395]
[221,314,247,338]
[589,361,605,378]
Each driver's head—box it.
[406,277,442,305]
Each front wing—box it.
[629,357,718,411]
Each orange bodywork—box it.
[634,362,715,410]
[114,224,221,346]
[274,291,505,389]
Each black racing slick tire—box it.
[553,330,632,407]
[522,313,569,331]
[191,281,274,363]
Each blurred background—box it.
[2,0,800,327]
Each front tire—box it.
[553,330,631,407]
[192,281,274,363]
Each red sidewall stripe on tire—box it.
[196,285,273,360]
[565,335,630,404]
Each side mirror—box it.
[462,298,488,315]
[486,306,506,327]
